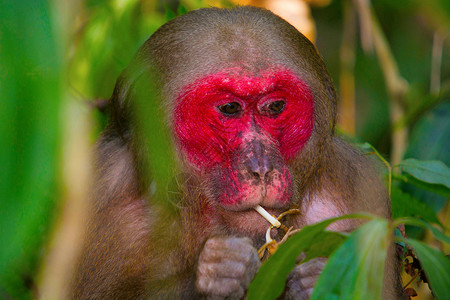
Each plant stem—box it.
[339,0,357,135]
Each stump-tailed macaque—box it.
[71,6,401,299]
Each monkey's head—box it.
[111,6,337,235]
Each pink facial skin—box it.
[173,67,314,211]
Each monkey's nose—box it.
[246,156,273,181]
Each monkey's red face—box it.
[174,67,314,225]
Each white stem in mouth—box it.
[265,226,273,243]
[254,205,281,228]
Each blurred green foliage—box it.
[69,0,162,100]
[0,0,448,298]
[403,103,450,210]
[0,0,63,298]
[248,215,352,299]
[313,0,450,152]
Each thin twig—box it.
[430,32,445,95]
[403,272,420,289]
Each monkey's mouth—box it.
[212,163,293,212]
[218,187,291,211]
[217,205,285,236]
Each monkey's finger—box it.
[197,261,246,279]
[204,236,254,251]
[298,276,317,290]
[200,244,258,265]
[293,257,327,277]
[285,287,314,300]
[196,277,245,299]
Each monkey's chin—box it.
[218,207,283,237]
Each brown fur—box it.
[70,6,403,299]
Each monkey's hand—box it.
[284,257,327,300]
[196,236,261,300]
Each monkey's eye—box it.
[262,100,285,115]
[269,101,285,113]
[218,102,242,116]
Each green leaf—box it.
[394,217,450,244]
[399,159,450,188]
[247,214,372,300]
[303,231,347,263]
[404,238,450,300]
[397,174,450,198]
[402,102,450,209]
[0,0,62,297]
[311,219,389,300]
[391,186,442,226]
[133,70,179,208]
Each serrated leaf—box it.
[311,219,389,300]
[399,159,450,188]
[391,186,442,226]
[247,214,372,300]
[404,238,450,300]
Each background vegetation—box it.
[1,0,448,299]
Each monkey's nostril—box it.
[252,171,260,179]
[248,168,273,181]
[245,155,274,181]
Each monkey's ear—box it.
[109,72,131,135]
[108,55,156,139]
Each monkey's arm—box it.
[284,137,391,299]
[71,200,151,299]
[72,199,210,299]
[70,135,194,299]
[300,137,390,230]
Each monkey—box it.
[70,6,404,299]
